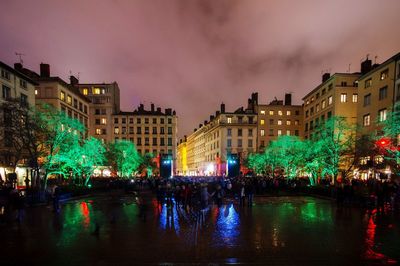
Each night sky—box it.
[1,0,399,137]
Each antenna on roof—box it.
[366,54,370,60]
[374,55,378,64]
[347,63,351,73]
[15,52,25,65]
[77,72,80,81]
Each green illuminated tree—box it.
[247,153,267,175]
[381,103,400,175]
[313,116,356,183]
[106,140,142,177]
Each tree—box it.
[247,153,267,175]
[381,103,400,176]
[106,140,142,177]
[139,153,157,177]
[313,116,356,183]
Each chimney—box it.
[199,124,203,128]
[252,92,258,104]
[151,103,155,112]
[204,120,208,125]
[322,73,330,83]
[215,111,220,117]
[157,107,161,113]
[361,58,372,75]
[165,108,172,115]
[285,93,292,106]
[70,75,79,87]
[14,63,23,71]
[210,115,215,121]
[40,63,50,77]
[220,103,225,113]
[139,104,144,111]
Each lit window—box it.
[328,96,333,105]
[114,127,120,134]
[374,155,384,164]
[363,114,370,126]
[277,119,282,125]
[316,104,320,112]
[286,130,290,136]
[295,120,299,125]
[260,129,265,136]
[101,118,107,125]
[340,93,347,103]
[286,110,291,116]
[67,95,72,105]
[352,94,358,103]
[278,110,283,116]
[360,156,370,165]
[35,89,38,95]
[82,88,88,95]
[227,117,232,123]
[60,91,65,101]
[380,69,388,80]
[365,79,372,88]
[286,120,291,125]
[260,110,265,115]
[95,128,101,135]
[277,130,282,136]
[93,88,101,94]
[322,100,326,109]
[260,119,265,125]
[269,110,274,115]
[378,109,387,122]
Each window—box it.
[168,118,172,124]
[363,114,370,126]
[122,118,126,124]
[2,85,11,99]
[277,130,282,136]
[277,119,282,125]
[227,139,232,148]
[160,118,164,124]
[286,110,291,116]
[152,118,157,124]
[227,117,232,123]
[168,138,172,146]
[129,127,134,134]
[378,109,387,122]
[145,118,149,124]
[248,129,253,136]
[114,118,119,124]
[260,119,265,125]
[322,88,326,95]
[137,138,142,145]
[352,94,358,103]
[160,138,165,146]
[269,129,274,136]
[341,81,347,87]
[238,117,243,123]
[364,94,371,106]
[1,69,11,80]
[260,110,265,115]
[340,93,347,103]
[145,137,150,146]
[145,127,149,134]
[322,100,326,109]
[295,130,299,136]
[95,129,101,135]
[60,91,65,101]
[260,129,265,136]
[152,138,157,145]
[328,96,333,105]
[121,127,126,134]
[328,84,333,90]
[82,88,88,95]
[316,104,320,112]
[286,130,291,136]
[20,79,27,89]
[286,120,291,125]
[67,95,72,105]
[238,139,242,148]
[278,110,283,116]
[248,116,254,123]
[365,78,372,88]
[327,111,332,118]
[20,93,28,106]
[35,89,38,95]
[305,110,309,118]
[380,69,388,80]
[137,127,142,134]
[360,156,370,165]
[101,118,106,125]
[248,139,253,147]
[114,127,120,134]
[95,119,101,125]
[379,86,388,100]
[93,88,101,94]
[295,110,299,115]
[295,120,299,125]
[152,127,157,134]
[238,129,242,137]
[227,128,232,136]
[168,127,172,134]
[73,99,78,108]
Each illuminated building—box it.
[176,136,188,175]
[355,53,400,179]
[184,93,258,176]
[0,61,37,186]
[112,103,178,159]
[75,81,120,143]
[256,93,303,151]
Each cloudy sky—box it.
[1,0,399,136]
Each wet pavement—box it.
[1,193,399,265]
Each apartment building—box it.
[256,93,303,150]
[302,72,360,140]
[356,53,400,179]
[0,61,37,185]
[75,81,120,143]
[111,104,178,159]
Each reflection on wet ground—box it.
[1,194,399,265]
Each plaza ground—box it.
[1,193,399,265]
